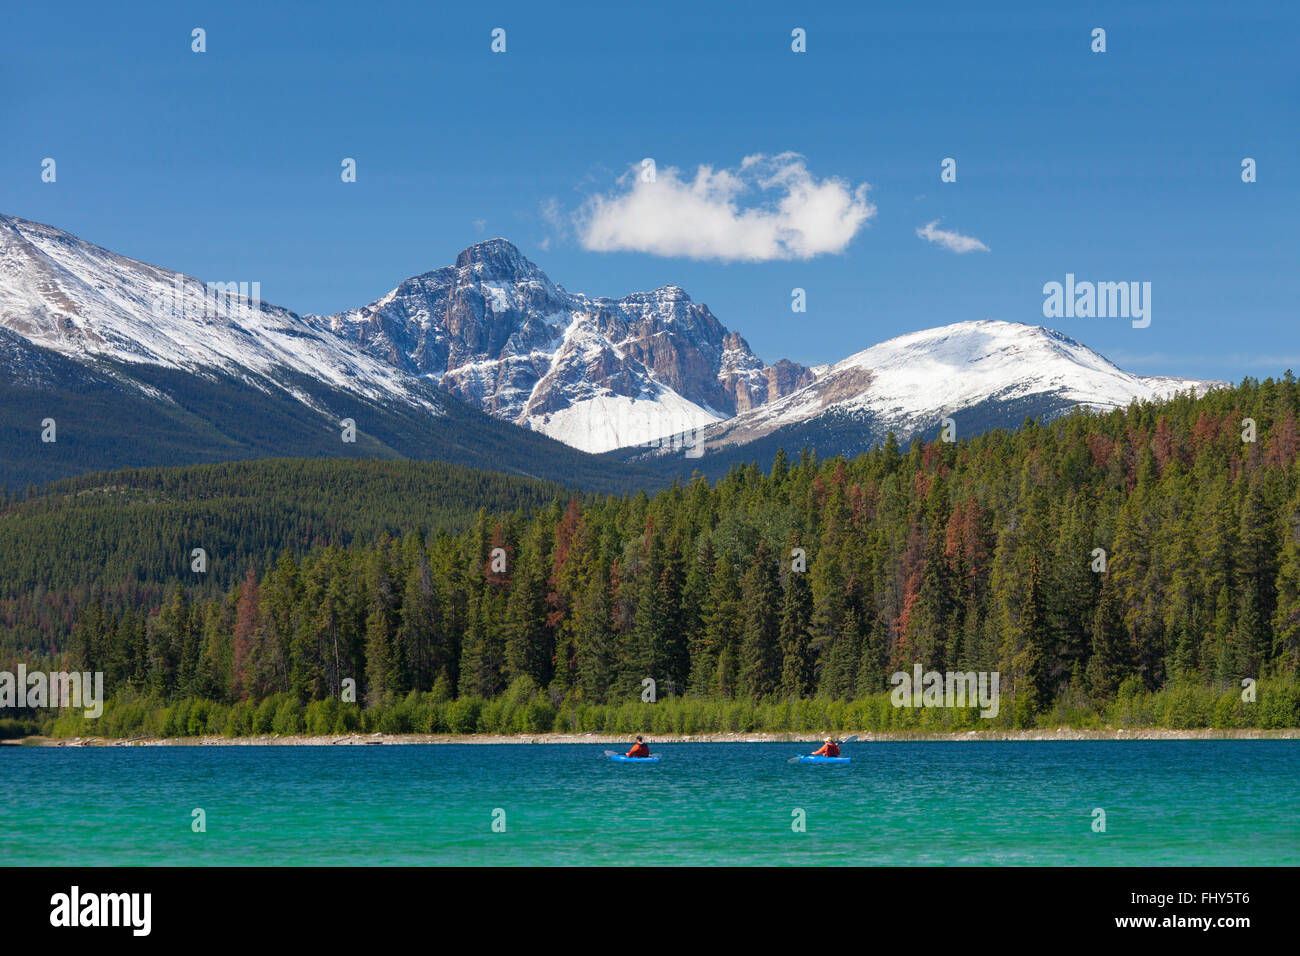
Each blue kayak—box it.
[795,754,850,764]
[608,754,660,763]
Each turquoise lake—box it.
[2,741,1297,865]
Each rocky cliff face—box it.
[0,216,1230,475]
[0,216,811,455]
[322,240,813,451]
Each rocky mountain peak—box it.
[453,238,538,280]
[324,242,812,451]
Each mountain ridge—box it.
[0,216,663,492]
[0,213,1227,488]
[317,236,813,451]
[618,319,1225,477]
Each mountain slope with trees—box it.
[9,374,1300,736]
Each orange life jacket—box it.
[627,742,650,758]
[812,741,840,757]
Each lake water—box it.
[2,741,1297,865]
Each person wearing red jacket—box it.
[810,737,841,757]
[626,736,650,758]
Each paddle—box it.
[788,734,858,763]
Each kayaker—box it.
[626,736,650,758]
[811,737,841,758]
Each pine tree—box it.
[1012,556,1055,720]
[739,541,781,698]
[697,553,741,697]
[907,484,958,670]
[398,546,441,692]
[363,605,393,707]
[818,606,862,700]
[572,560,616,702]
[778,560,813,697]
[504,534,552,688]
[623,529,668,698]
[1085,585,1132,701]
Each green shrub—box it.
[523,699,556,733]
[447,697,483,734]
[225,700,254,737]
[271,697,302,735]
[252,696,279,734]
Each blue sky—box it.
[2,0,1295,380]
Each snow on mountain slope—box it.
[0,216,1229,464]
[534,384,723,451]
[0,218,807,453]
[687,320,1225,450]
[319,240,809,453]
[0,214,440,414]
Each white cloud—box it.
[576,153,875,261]
[539,197,566,234]
[916,219,989,254]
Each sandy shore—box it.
[12,727,1300,746]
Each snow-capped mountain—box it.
[0,213,440,416]
[0,214,658,491]
[637,320,1224,468]
[1,215,807,452]
[0,213,1228,489]
[318,238,812,452]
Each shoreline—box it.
[11,727,1300,746]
